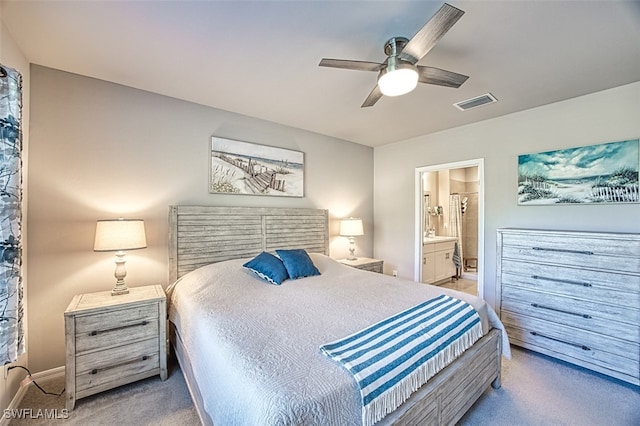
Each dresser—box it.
[64,285,168,410]
[497,228,640,385]
[338,257,384,273]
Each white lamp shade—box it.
[378,68,419,97]
[94,219,147,252]
[340,218,364,237]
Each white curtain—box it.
[0,64,24,364]
[449,194,463,272]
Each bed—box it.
[167,206,507,426]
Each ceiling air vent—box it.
[453,93,497,111]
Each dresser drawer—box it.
[501,288,640,341]
[503,315,639,379]
[75,304,159,353]
[505,323,638,380]
[500,259,640,305]
[502,245,640,274]
[502,312,639,362]
[501,232,640,258]
[75,338,160,393]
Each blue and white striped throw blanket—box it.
[320,294,483,426]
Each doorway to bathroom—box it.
[414,158,485,298]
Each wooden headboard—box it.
[168,206,329,282]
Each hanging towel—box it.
[452,241,462,270]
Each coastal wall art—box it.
[210,137,304,197]
[518,139,639,205]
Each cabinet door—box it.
[423,252,436,284]
[434,249,454,282]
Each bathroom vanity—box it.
[422,236,457,285]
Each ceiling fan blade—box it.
[319,58,383,72]
[361,85,384,108]
[417,66,469,88]
[398,3,464,64]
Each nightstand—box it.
[338,257,384,273]
[64,284,168,410]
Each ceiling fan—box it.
[319,2,469,108]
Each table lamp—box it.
[94,218,147,295]
[340,218,364,260]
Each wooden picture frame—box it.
[518,139,639,205]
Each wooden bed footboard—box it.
[382,328,502,425]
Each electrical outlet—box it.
[3,365,7,379]
[392,270,398,277]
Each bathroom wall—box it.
[450,167,479,264]
[423,166,478,245]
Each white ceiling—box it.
[2,1,639,147]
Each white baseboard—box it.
[0,366,65,426]
[31,366,65,383]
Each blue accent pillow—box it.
[276,249,321,279]
[243,252,289,285]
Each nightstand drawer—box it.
[338,257,384,274]
[358,261,383,273]
[76,338,160,392]
[75,304,159,353]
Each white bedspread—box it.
[168,254,508,426]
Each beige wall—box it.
[1,13,30,410]
[374,82,640,308]
[27,65,374,372]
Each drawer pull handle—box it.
[531,275,592,287]
[89,320,150,336]
[88,355,153,375]
[531,303,592,319]
[530,331,591,351]
[532,247,594,255]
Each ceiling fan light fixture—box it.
[378,66,419,97]
[319,4,467,107]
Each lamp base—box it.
[111,252,130,296]
[347,239,357,261]
[111,286,130,296]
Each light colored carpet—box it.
[11,348,640,425]
[459,348,639,425]
[10,361,199,426]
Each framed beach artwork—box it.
[210,136,304,197]
[518,139,639,205]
